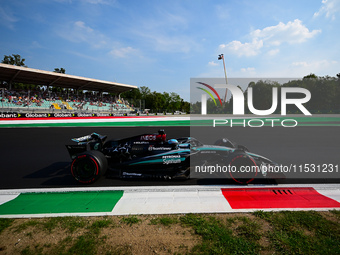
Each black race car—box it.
[66,130,280,184]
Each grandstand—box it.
[0,63,138,114]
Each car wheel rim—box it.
[71,156,98,182]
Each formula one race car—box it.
[66,130,279,184]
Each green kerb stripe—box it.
[0,191,123,215]
[0,120,191,128]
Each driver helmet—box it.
[168,139,179,146]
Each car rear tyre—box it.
[228,152,257,184]
[71,150,108,184]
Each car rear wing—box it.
[66,132,107,159]
[71,132,107,145]
[66,144,87,159]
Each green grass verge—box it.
[0,211,339,254]
[0,218,14,234]
[120,215,141,226]
[254,210,340,254]
[180,214,262,254]
[150,216,179,226]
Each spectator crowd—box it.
[0,88,134,112]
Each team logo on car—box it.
[162,155,182,164]
[141,135,157,141]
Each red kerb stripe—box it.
[221,187,340,209]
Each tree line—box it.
[119,86,190,113]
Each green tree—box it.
[180,100,190,113]
[54,68,66,73]
[303,73,318,79]
[244,80,280,113]
[2,54,27,67]
[139,86,151,99]
[162,92,171,111]
[149,92,165,112]
[169,92,181,111]
[120,88,141,101]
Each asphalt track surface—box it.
[0,126,339,189]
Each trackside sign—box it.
[0,112,160,118]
